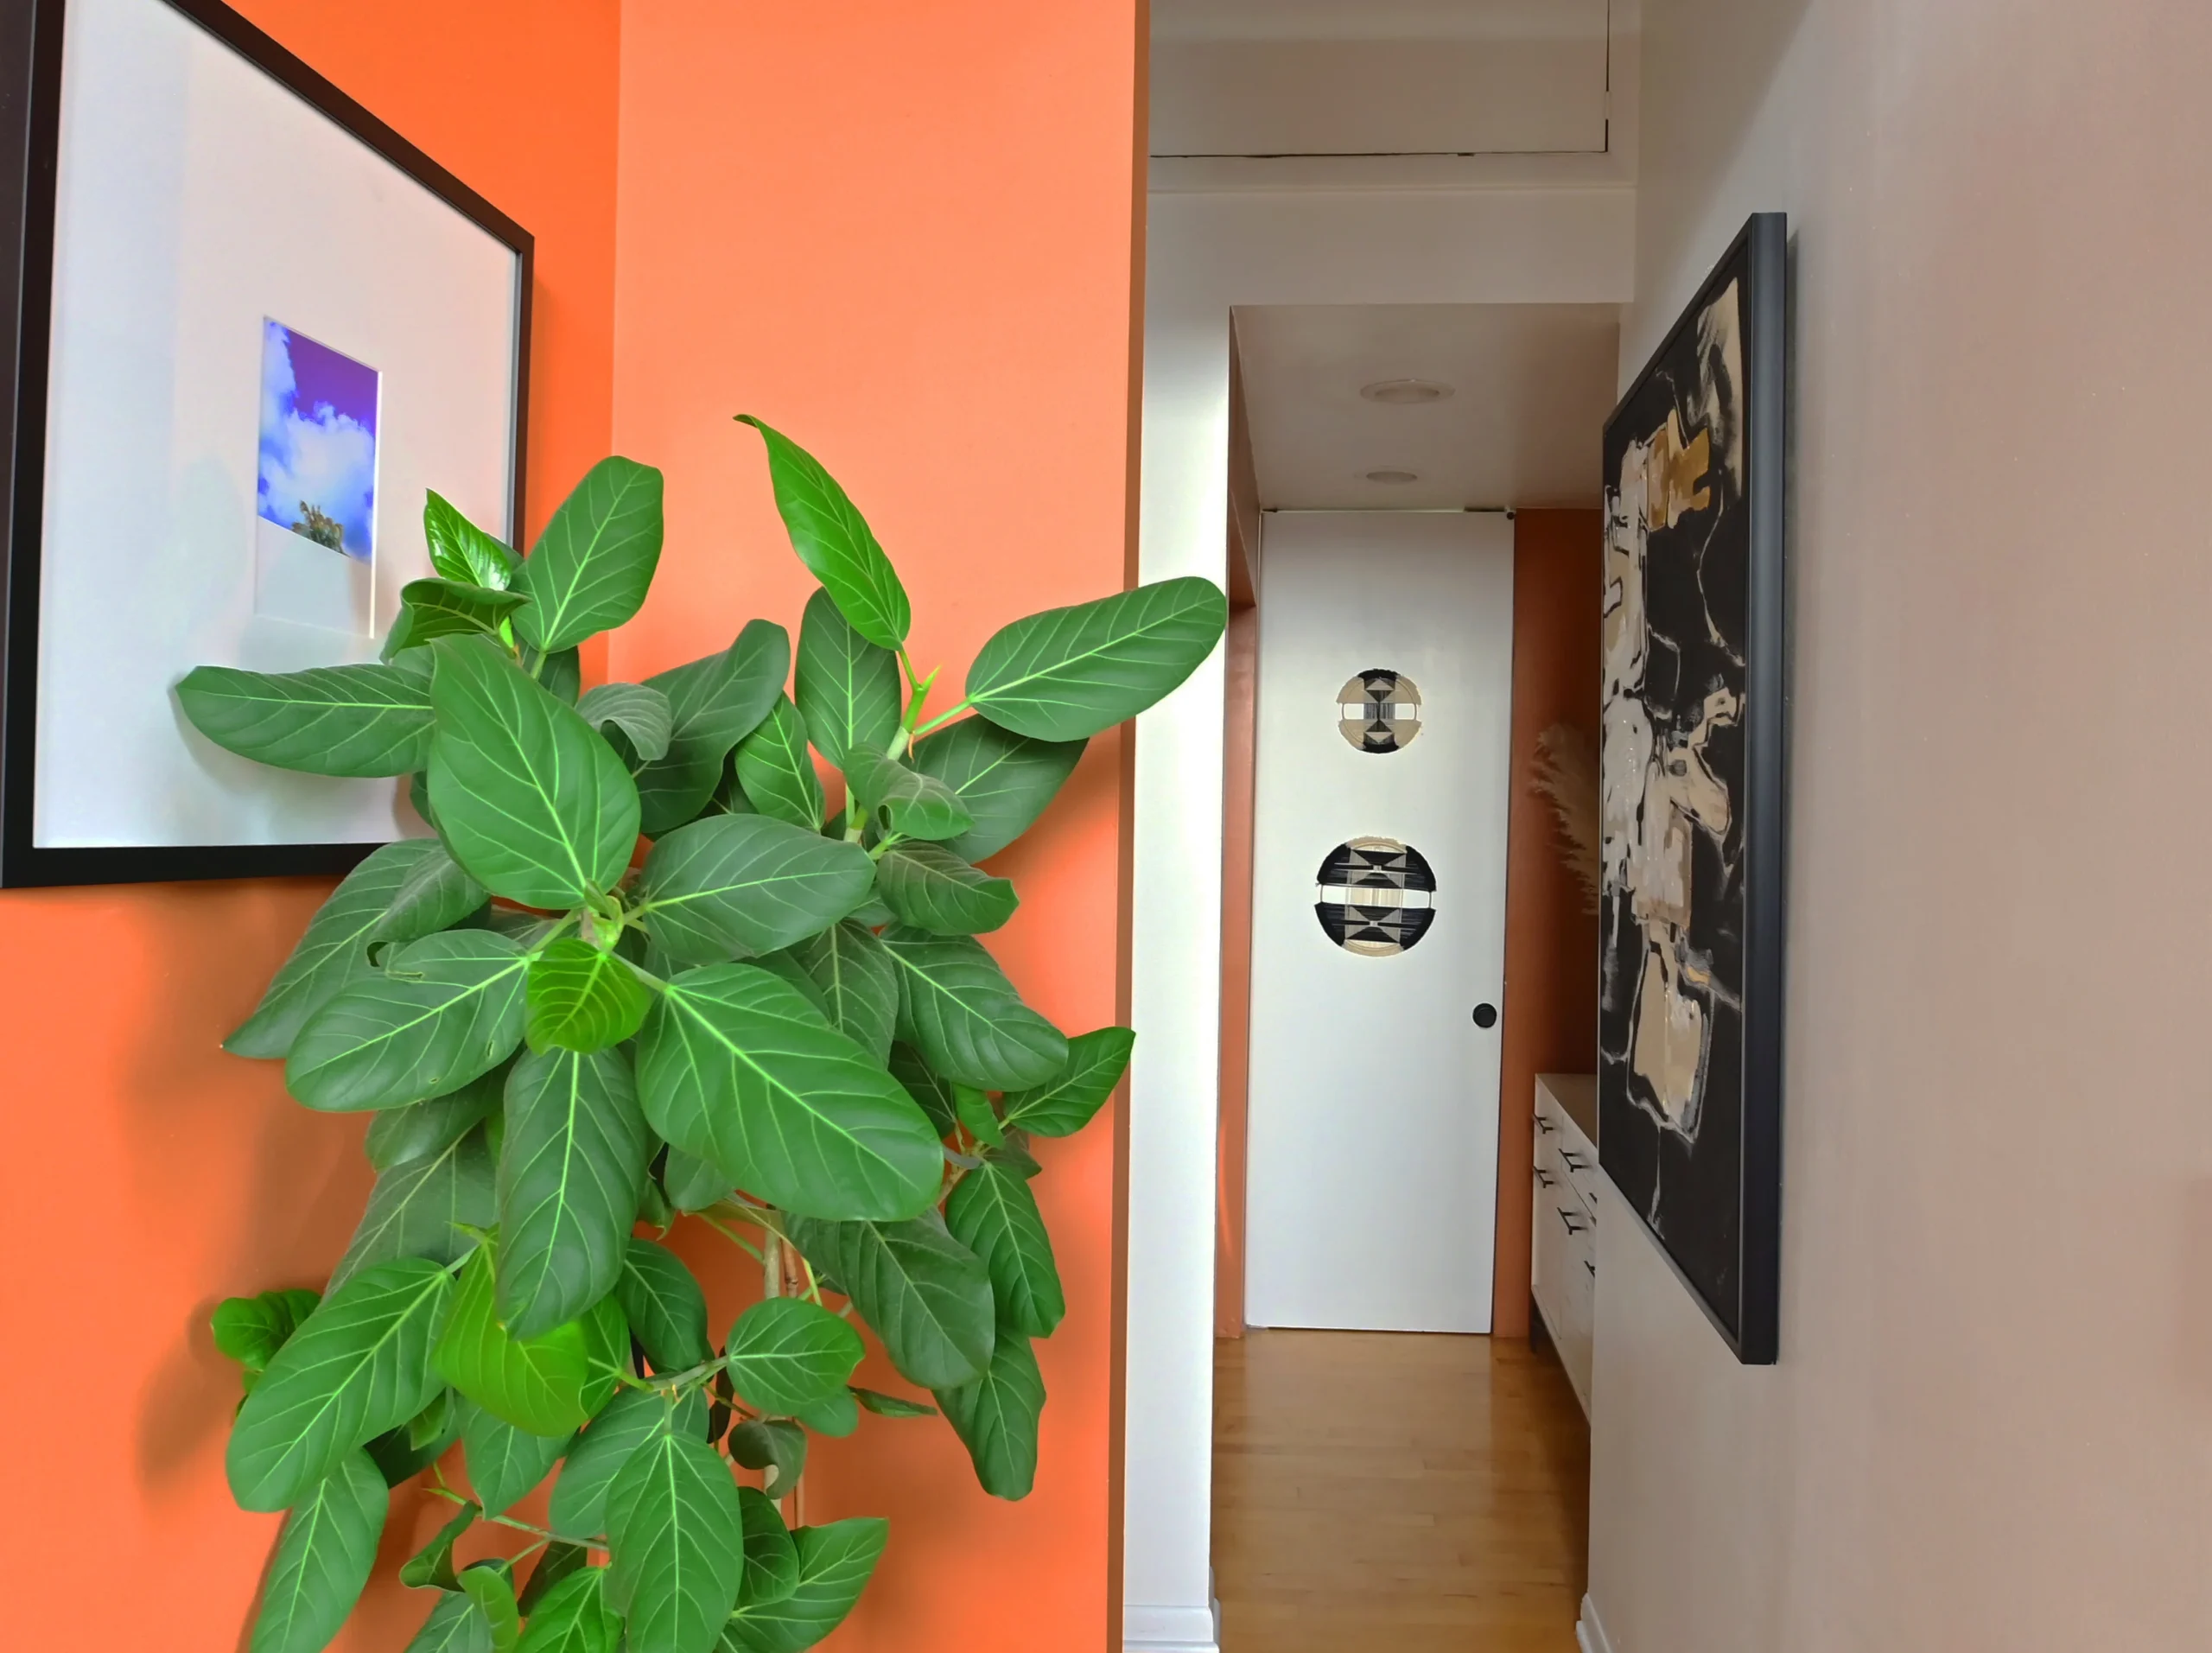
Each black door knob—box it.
[1471,1003,1497,1029]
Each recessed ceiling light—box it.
[1360,378,1453,405]
[1363,467,1420,485]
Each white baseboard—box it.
[1578,1593,1616,1653]
[1124,1599,1222,1653]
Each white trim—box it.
[1124,1599,1223,1653]
[1579,1593,1617,1653]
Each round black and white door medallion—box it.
[1314,836,1437,957]
[1338,670,1422,753]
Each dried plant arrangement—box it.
[1532,721,1602,917]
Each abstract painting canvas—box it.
[1598,213,1788,1364]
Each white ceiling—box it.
[1233,302,1622,510]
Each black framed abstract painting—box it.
[1598,213,1788,1364]
[0,0,530,887]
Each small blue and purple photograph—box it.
[256,320,379,561]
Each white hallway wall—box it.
[1586,3,2212,1650]
[1126,182,1632,1650]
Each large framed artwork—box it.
[0,0,531,887]
[1599,213,1787,1364]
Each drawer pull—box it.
[1534,1167,1557,1187]
[1560,1149,1589,1173]
[1555,1205,1590,1236]
[1535,1116,1556,1135]
[1584,1261,1597,1278]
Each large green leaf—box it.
[524,941,655,1055]
[963,576,1225,741]
[461,1563,522,1653]
[732,696,824,832]
[177,652,435,777]
[248,1449,389,1653]
[934,1331,1045,1500]
[662,1148,736,1213]
[435,1248,626,1438]
[633,621,791,836]
[367,1399,462,1488]
[405,1591,494,1653]
[908,716,1086,863]
[782,1213,993,1390]
[840,747,972,842]
[513,457,665,652]
[877,927,1066,1090]
[791,1388,858,1439]
[717,1518,887,1653]
[287,931,531,1112]
[459,1396,571,1516]
[576,682,673,764]
[636,816,874,967]
[885,1044,958,1138]
[427,637,641,908]
[498,1046,653,1337]
[372,842,491,950]
[772,924,897,1062]
[365,1069,505,1171]
[737,418,910,650]
[945,1161,1064,1337]
[213,1288,321,1390]
[606,1427,747,1653]
[723,1298,865,1416]
[391,579,532,653]
[616,1239,713,1373]
[331,1122,496,1289]
[999,1027,1135,1137]
[227,1258,454,1512]
[791,589,900,770]
[735,1487,798,1606]
[549,1387,706,1541]
[226,840,436,1059]
[513,1567,621,1653]
[518,1542,588,1614]
[635,964,943,1222]
[725,1420,806,1497]
[400,1497,476,1592]
[526,645,583,706]
[423,491,519,590]
[874,842,1017,936]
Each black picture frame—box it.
[0,0,531,888]
[1597,212,1787,1364]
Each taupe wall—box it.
[1588,3,2212,1648]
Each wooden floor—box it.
[1213,1329,1589,1653]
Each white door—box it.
[1243,511,1515,1332]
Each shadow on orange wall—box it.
[0,4,620,1650]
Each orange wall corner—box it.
[1491,508,1604,1339]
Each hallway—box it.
[1213,1330,1590,1653]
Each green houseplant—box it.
[180,416,1225,1653]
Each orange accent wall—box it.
[606,4,1145,1650]
[0,5,620,1650]
[1491,508,1604,1338]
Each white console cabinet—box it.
[1530,1072,1598,1416]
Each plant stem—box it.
[908,699,971,741]
[695,1211,765,1262]
[428,1483,591,1548]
